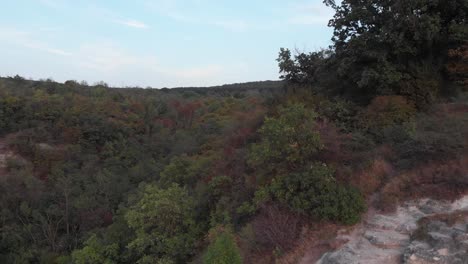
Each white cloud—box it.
[115,19,149,29]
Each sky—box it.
[0,0,336,88]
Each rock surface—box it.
[315,196,468,264]
[403,219,468,264]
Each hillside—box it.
[1,75,467,264]
[1,0,467,263]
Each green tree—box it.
[71,234,119,264]
[125,184,200,263]
[248,103,322,174]
[159,155,211,188]
[203,228,242,264]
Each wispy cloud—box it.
[115,19,149,29]
[38,0,65,9]
[75,42,147,71]
[211,19,249,32]
[287,1,335,26]
[22,42,72,57]
[73,41,225,83]
[145,0,255,32]
[0,27,72,56]
[40,46,72,56]
[172,65,224,79]
[38,26,63,33]
[146,0,331,31]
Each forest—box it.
[0,0,467,263]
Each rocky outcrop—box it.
[316,196,468,264]
[404,216,468,264]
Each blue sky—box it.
[0,0,335,87]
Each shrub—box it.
[266,164,366,224]
[360,95,416,139]
[390,112,468,168]
[378,155,468,212]
[350,159,393,197]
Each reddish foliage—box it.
[157,117,176,128]
[214,126,256,178]
[436,103,468,116]
[79,208,113,231]
[129,101,145,113]
[276,223,343,264]
[368,96,414,112]
[223,146,235,157]
[169,100,181,109]
[227,127,254,149]
[102,211,113,226]
[446,42,468,89]
[315,119,351,163]
[350,158,394,197]
[61,126,81,144]
[378,155,468,212]
[213,147,248,180]
[363,95,416,129]
[248,97,260,105]
[251,205,304,252]
[170,100,202,128]
[33,145,66,181]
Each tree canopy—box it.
[279,0,468,106]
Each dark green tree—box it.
[265,164,365,224]
[279,0,468,105]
